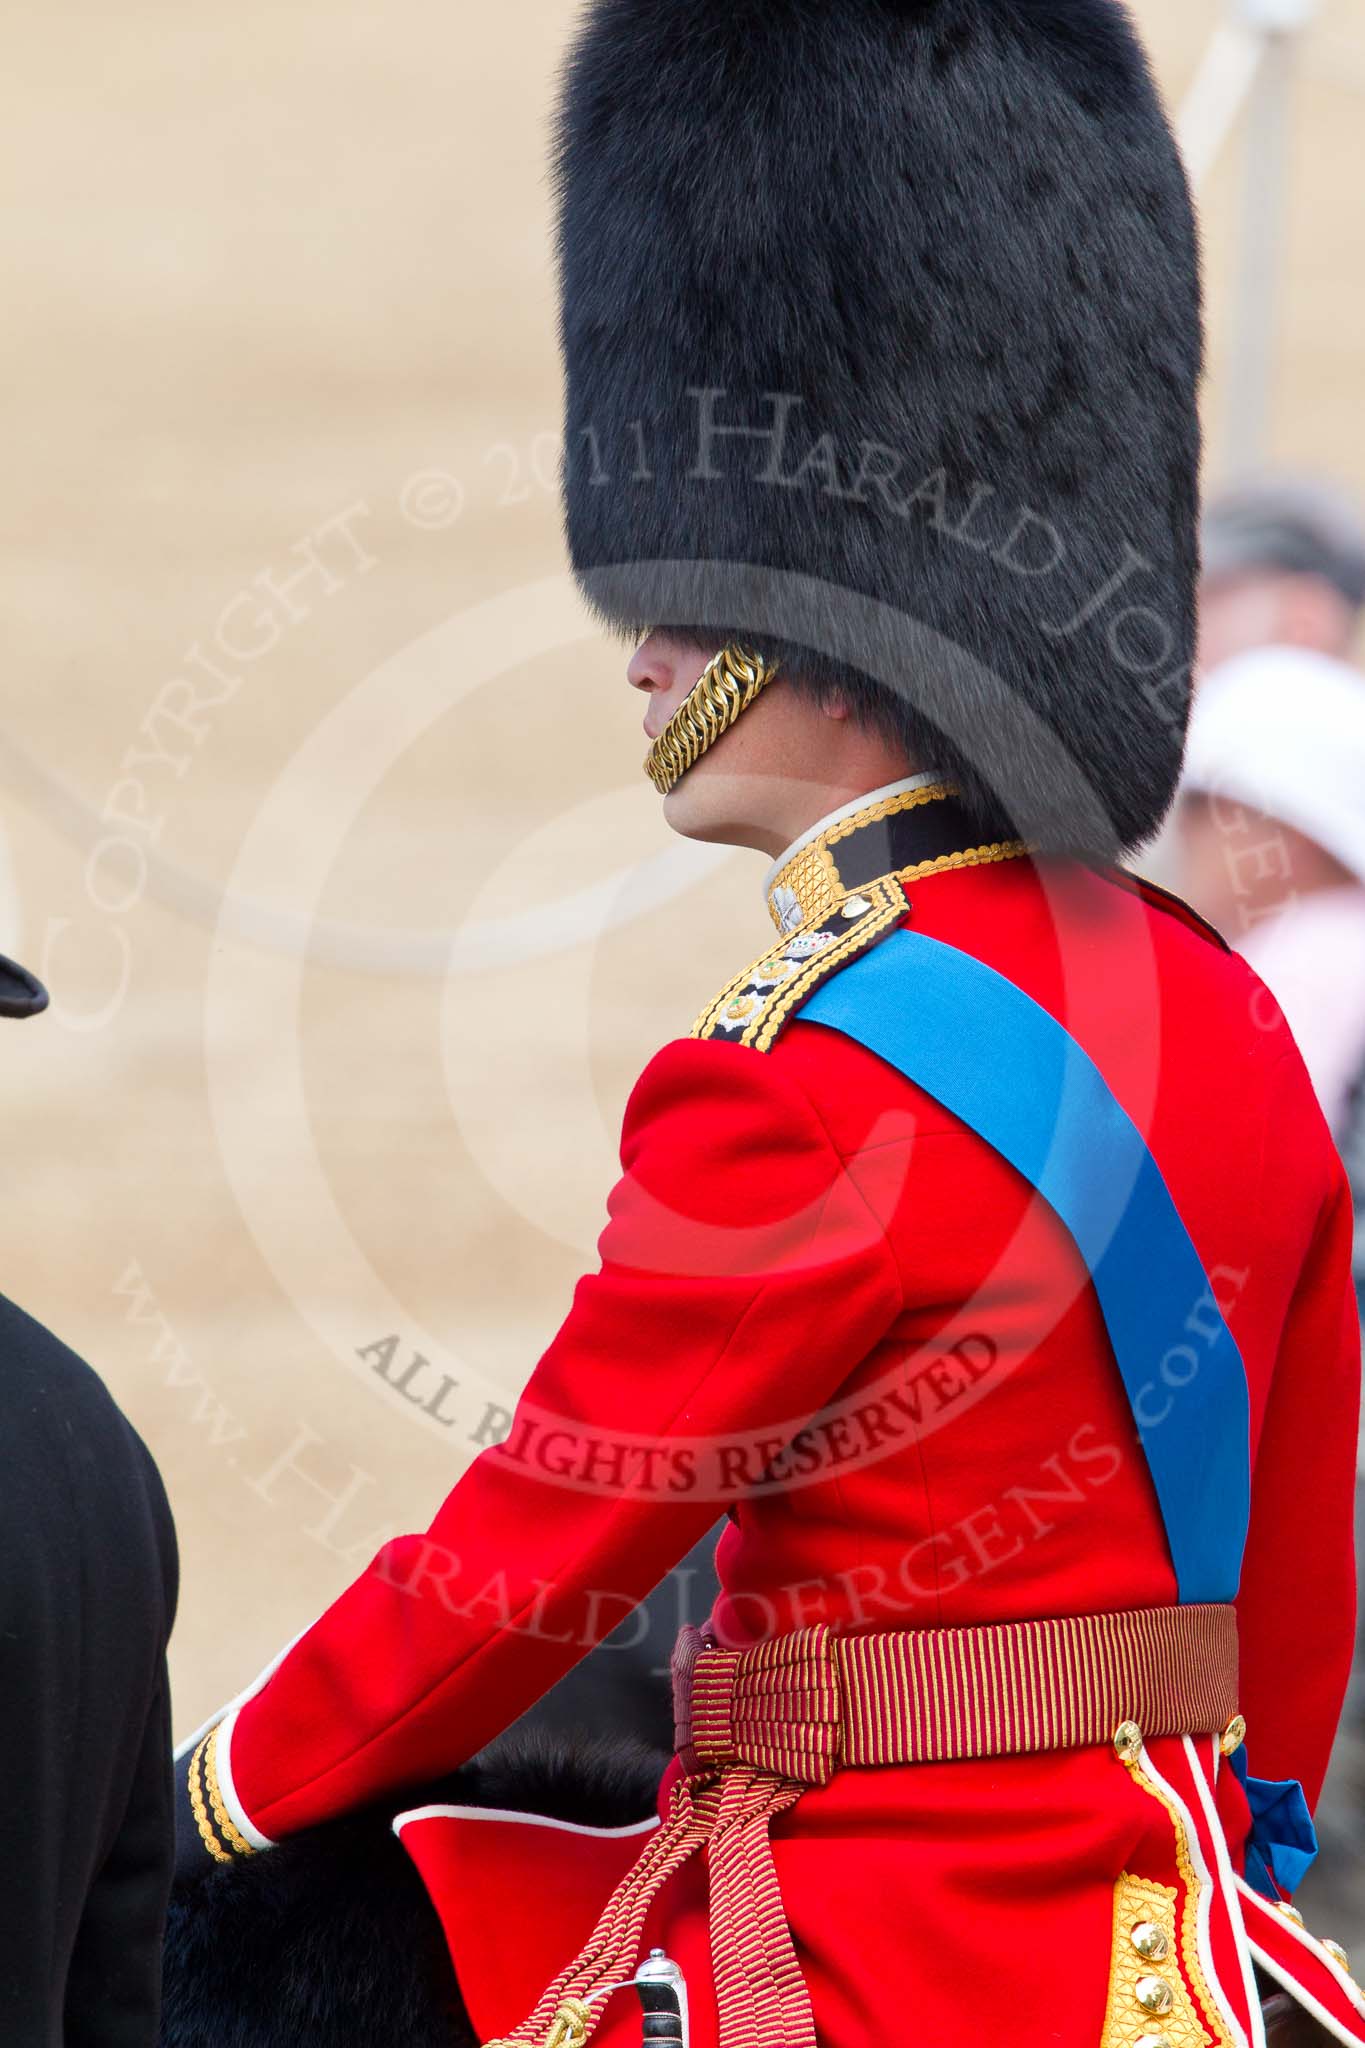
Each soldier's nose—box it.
[627,632,671,694]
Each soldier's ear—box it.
[819,687,854,723]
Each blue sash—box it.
[802,929,1318,1892]
[801,928,1251,1605]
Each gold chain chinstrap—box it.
[643,644,779,795]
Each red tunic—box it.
[211,844,1360,2046]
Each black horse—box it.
[161,1531,719,2047]
[161,1730,667,2048]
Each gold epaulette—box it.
[691,873,909,1052]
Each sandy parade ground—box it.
[4,0,1365,1909]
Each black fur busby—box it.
[555,0,1203,855]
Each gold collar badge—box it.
[766,782,963,934]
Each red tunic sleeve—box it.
[1235,1052,1362,1811]
[223,1035,904,1841]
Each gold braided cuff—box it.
[643,643,779,794]
[188,1726,257,1863]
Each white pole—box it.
[1178,22,1264,190]
[1220,0,1316,471]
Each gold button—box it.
[1322,1939,1352,1972]
[1219,1713,1247,1756]
[1277,1902,1306,1927]
[1113,1719,1143,1762]
[1134,2036,1174,2048]
[1129,1921,1170,1962]
[1134,1975,1175,2015]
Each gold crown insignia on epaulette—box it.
[691,874,911,1052]
[693,781,1031,1051]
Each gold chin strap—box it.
[643,643,779,795]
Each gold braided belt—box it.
[488,1605,1239,2048]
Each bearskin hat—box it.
[555,0,1203,856]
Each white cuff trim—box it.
[213,1706,276,1852]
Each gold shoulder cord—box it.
[693,842,1029,1053]
[692,872,908,1051]
[643,644,779,795]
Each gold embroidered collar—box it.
[765,781,1027,935]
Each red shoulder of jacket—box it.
[1101,865,1231,952]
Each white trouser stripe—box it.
[1135,1735,1253,2048]
[1179,1735,1267,2048]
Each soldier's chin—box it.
[660,763,784,854]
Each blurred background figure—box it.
[1177,532,1365,1947]
[1180,472,1365,1153]
[1198,474,1365,676]
[1177,647,1365,1141]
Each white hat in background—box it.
[1182,646,1365,884]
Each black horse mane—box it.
[161,1729,668,2048]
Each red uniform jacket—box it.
[204,799,1362,2048]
